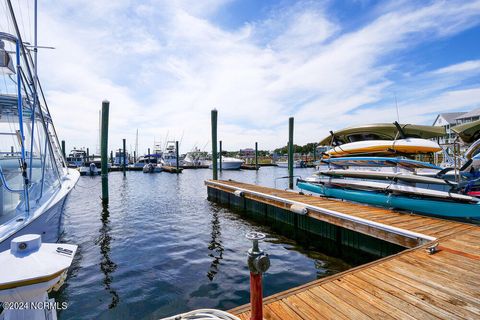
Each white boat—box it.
[0,17,79,251]
[66,148,86,167]
[143,163,163,173]
[183,149,210,167]
[162,141,178,166]
[276,160,304,168]
[79,162,100,176]
[209,157,243,170]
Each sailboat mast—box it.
[135,129,138,157]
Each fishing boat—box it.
[0,7,79,251]
[209,157,244,170]
[183,148,210,167]
[162,141,178,166]
[66,148,86,167]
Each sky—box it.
[1,0,480,154]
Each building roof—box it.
[455,108,480,120]
[434,112,467,125]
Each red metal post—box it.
[250,272,263,320]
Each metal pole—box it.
[288,117,294,189]
[101,100,109,203]
[255,142,258,169]
[219,140,223,172]
[122,138,126,176]
[211,109,218,180]
[61,140,66,160]
[175,141,180,172]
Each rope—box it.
[159,309,240,320]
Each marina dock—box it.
[205,180,480,320]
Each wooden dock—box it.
[205,180,480,320]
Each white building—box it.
[432,112,466,144]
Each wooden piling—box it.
[122,138,126,177]
[110,150,113,165]
[101,100,109,203]
[255,142,258,169]
[288,117,294,189]
[148,148,151,163]
[219,140,223,172]
[86,148,90,162]
[61,140,66,160]
[211,109,218,180]
[175,141,180,172]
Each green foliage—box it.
[273,142,318,154]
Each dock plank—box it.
[206,180,480,320]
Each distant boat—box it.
[209,157,243,170]
[276,160,304,168]
[79,162,100,176]
[162,141,178,166]
[183,149,210,167]
[143,163,162,173]
[0,11,79,251]
[113,148,130,166]
[66,148,86,167]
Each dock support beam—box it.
[288,117,294,189]
[211,109,218,180]
[101,100,109,203]
[61,140,65,160]
[122,138,126,177]
[176,141,180,172]
[219,140,223,172]
[255,142,258,169]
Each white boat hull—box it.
[0,169,80,252]
[209,158,243,170]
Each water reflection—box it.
[206,209,224,281]
[95,203,119,308]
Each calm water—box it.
[55,167,355,319]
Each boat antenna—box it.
[395,94,400,122]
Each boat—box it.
[183,148,210,167]
[325,138,442,157]
[451,119,480,143]
[66,148,86,167]
[276,160,305,168]
[79,161,100,176]
[143,163,162,173]
[113,148,130,166]
[209,157,243,170]
[0,9,79,251]
[297,180,480,218]
[162,141,178,166]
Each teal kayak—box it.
[297,181,480,218]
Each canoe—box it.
[297,181,480,218]
[321,156,442,170]
[325,138,441,157]
[319,123,446,146]
[316,169,456,185]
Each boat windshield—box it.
[0,33,65,228]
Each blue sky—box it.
[2,0,480,153]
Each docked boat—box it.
[209,157,243,170]
[276,160,305,168]
[162,141,178,166]
[66,148,86,167]
[183,148,210,167]
[143,163,163,173]
[113,148,130,166]
[79,162,100,176]
[0,15,79,251]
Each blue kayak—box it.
[297,181,480,218]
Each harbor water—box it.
[55,167,360,319]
